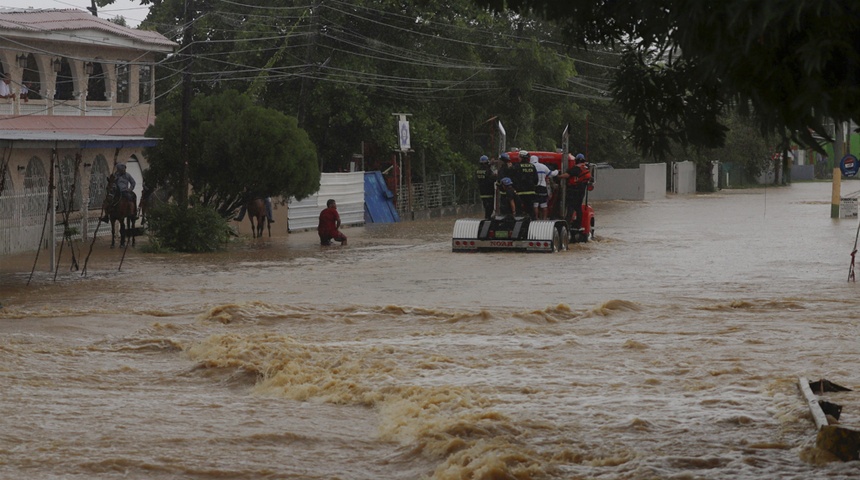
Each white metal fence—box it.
[0,187,50,255]
[0,188,112,256]
[395,174,457,217]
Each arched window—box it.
[20,53,41,100]
[139,64,152,103]
[116,63,130,103]
[55,58,75,101]
[56,154,82,212]
[24,156,48,215]
[86,61,107,101]
[88,154,110,209]
[24,157,47,190]
[0,171,13,219]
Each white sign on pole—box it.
[399,120,411,151]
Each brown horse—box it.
[246,198,271,238]
[138,185,154,226]
[102,174,137,248]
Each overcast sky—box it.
[0,0,150,27]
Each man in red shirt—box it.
[318,199,347,246]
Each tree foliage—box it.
[111,0,780,203]
[475,0,860,158]
[129,0,644,185]
[144,203,231,253]
[144,91,319,215]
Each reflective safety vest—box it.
[513,162,537,195]
[475,166,496,198]
[566,164,592,188]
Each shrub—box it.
[144,203,230,253]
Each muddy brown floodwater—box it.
[2,182,860,479]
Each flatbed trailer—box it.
[452,217,569,252]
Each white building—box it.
[0,9,176,256]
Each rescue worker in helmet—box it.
[498,176,519,217]
[557,153,592,229]
[475,154,496,219]
[510,150,537,219]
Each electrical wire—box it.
[0,2,627,106]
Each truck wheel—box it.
[551,228,561,252]
[557,224,569,250]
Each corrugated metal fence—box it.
[287,172,365,231]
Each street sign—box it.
[841,154,859,177]
[399,120,410,151]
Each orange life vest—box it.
[566,164,592,187]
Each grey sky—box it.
[0,0,149,27]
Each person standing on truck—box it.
[557,153,592,229]
[511,150,538,219]
[497,152,513,180]
[530,155,554,219]
[475,154,496,219]
[498,177,519,217]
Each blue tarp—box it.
[364,171,399,223]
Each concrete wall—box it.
[643,163,667,199]
[673,161,696,194]
[791,164,815,181]
[590,163,667,201]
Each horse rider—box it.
[102,163,137,222]
[115,163,137,202]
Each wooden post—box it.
[833,121,845,218]
[405,151,413,215]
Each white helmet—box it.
[529,155,538,164]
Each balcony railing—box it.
[0,99,125,117]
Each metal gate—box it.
[0,187,50,256]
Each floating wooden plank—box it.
[798,377,829,430]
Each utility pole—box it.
[298,0,321,128]
[178,0,195,207]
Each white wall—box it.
[590,163,667,201]
[672,161,696,194]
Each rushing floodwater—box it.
[2,182,860,479]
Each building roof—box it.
[0,129,158,148]
[0,115,155,137]
[0,8,177,52]
[0,116,159,148]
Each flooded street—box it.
[2,181,860,479]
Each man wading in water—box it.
[318,199,347,246]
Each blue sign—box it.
[841,154,860,177]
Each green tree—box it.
[476,0,860,158]
[144,91,319,215]
[119,0,642,195]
